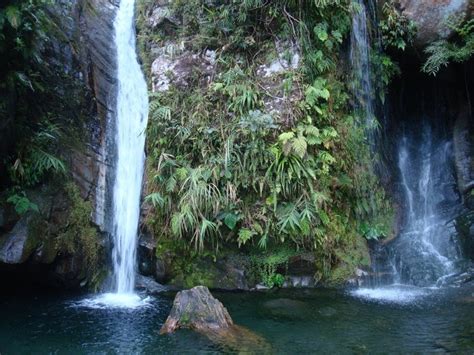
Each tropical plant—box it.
[139,0,394,281]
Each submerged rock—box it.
[161,286,270,352]
[262,298,310,320]
[318,306,338,318]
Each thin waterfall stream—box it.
[350,0,376,142]
[387,126,461,286]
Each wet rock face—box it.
[453,107,474,198]
[395,0,471,46]
[0,216,33,264]
[72,0,119,232]
[44,0,119,232]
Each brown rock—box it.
[160,286,233,334]
[161,286,271,353]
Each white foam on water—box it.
[71,293,152,310]
[350,285,428,304]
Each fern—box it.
[422,18,474,75]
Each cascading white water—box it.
[390,127,460,286]
[111,0,149,294]
[74,0,150,309]
[353,125,462,303]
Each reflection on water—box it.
[0,287,473,353]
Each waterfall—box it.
[111,0,149,294]
[349,1,465,303]
[353,122,463,302]
[388,126,461,287]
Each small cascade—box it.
[348,0,466,303]
[111,0,149,295]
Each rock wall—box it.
[391,0,472,47]
[70,0,119,232]
[0,0,119,290]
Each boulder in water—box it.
[160,286,234,334]
[161,286,270,352]
[135,274,167,294]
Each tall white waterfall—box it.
[111,0,149,294]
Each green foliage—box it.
[10,122,66,187]
[379,0,417,51]
[422,17,474,75]
[371,52,400,103]
[250,248,296,288]
[6,190,38,215]
[139,0,394,281]
[1,0,87,193]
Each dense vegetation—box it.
[2,0,471,289]
[137,0,395,285]
[0,0,89,210]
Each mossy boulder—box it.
[161,286,234,333]
[391,0,471,47]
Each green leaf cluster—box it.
[379,0,417,51]
[422,17,474,75]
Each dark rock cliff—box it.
[0,0,119,290]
